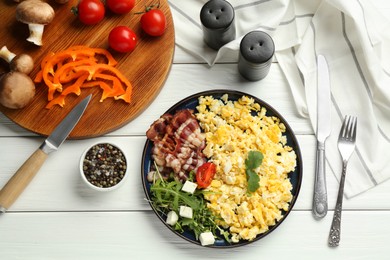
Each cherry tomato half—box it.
[106,0,135,14]
[75,0,105,25]
[108,26,137,53]
[140,9,166,36]
[196,162,216,188]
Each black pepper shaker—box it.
[200,0,236,50]
[238,31,275,81]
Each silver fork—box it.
[328,115,357,247]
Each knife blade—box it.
[0,94,92,213]
[313,55,331,218]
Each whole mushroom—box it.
[16,0,55,46]
[0,71,36,109]
[0,46,34,74]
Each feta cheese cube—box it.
[166,211,178,226]
[199,231,215,246]
[181,180,197,194]
[179,205,193,219]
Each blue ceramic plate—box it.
[141,89,303,248]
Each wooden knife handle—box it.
[0,149,48,212]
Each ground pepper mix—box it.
[82,143,127,188]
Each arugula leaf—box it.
[245,150,263,193]
[150,177,231,242]
[151,179,201,210]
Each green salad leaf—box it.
[151,179,201,211]
[150,171,230,242]
[245,150,263,193]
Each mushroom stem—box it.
[0,46,16,63]
[26,23,45,46]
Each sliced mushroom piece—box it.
[0,71,36,109]
[0,46,34,74]
[16,0,55,46]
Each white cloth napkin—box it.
[168,0,390,198]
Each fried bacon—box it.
[146,109,206,181]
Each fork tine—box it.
[339,116,349,139]
[345,116,353,139]
[340,115,357,140]
[351,117,357,141]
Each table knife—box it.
[0,94,92,213]
[313,55,331,219]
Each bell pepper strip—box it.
[45,73,61,101]
[66,45,117,66]
[61,74,89,96]
[91,48,117,66]
[41,48,95,76]
[35,45,131,109]
[54,58,97,84]
[114,82,132,104]
[93,73,125,97]
[58,70,90,85]
[73,64,132,101]
[45,95,66,109]
[82,81,113,102]
[43,65,61,88]
[42,54,73,98]
[40,50,96,100]
[45,74,89,109]
[34,51,55,83]
[57,48,96,62]
[34,71,43,83]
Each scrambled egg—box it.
[195,94,296,242]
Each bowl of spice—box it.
[80,142,128,191]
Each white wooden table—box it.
[1,1,390,259]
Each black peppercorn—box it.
[81,143,127,190]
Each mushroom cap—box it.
[16,0,55,25]
[10,54,34,74]
[0,71,36,109]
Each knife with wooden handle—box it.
[0,94,91,213]
[313,55,331,219]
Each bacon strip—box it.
[146,109,206,181]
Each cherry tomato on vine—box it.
[140,9,166,36]
[106,0,135,14]
[108,26,137,53]
[196,162,216,188]
[72,0,105,25]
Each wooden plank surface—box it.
[1,211,389,259]
[1,134,390,212]
[0,63,313,136]
[0,0,174,138]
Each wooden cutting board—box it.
[0,0,174,139]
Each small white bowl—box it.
[80,142,128,192]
